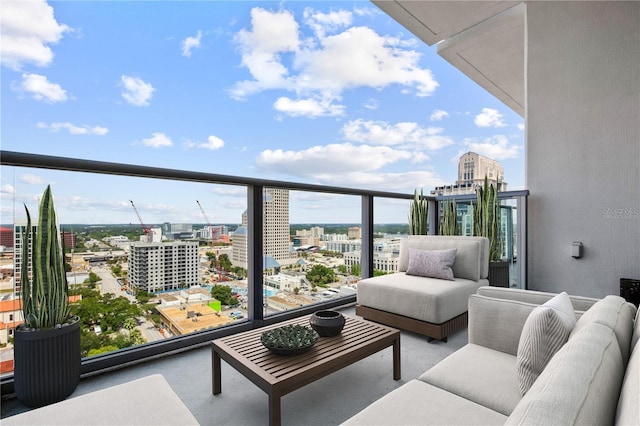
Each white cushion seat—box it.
[358,273,483,324]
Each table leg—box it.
[212,346,222,395]
[268,391,282,426]
[393,335,401,380]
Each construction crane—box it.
[196,200,225,281]
[196,200,219,244]
[129,200,153,243]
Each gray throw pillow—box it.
[405,248,457,281]
[516,306,571,395]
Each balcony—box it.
[1,0,637,423]
[0,150,526,415]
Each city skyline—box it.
[1,1,524,225]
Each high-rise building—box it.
[232,188,296,270]
[0,227,14,249]
[128,241,200,293]
[431,152,507,196]
[61,231,76,249]
[13,224,34,293]
[348,227,362,239]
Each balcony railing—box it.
[0,150,528,394]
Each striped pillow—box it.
[516,305,571,395]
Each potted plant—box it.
[439,198,459,236]
[408,189,428,235]
[14,185,81,407]
[473,176,509,287]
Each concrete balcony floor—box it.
[1,306,467,425]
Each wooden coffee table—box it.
[211,314,400,426]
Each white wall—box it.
[526,2,640,297]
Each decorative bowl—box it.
[309,310,346,337]
[261,324,318,355]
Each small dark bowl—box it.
[309,310,345,337]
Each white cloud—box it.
[231,8,300,98]
[199,135,224,150]
[342,119,453,150]
[317,170,445,192]
[474,108,506,128]
[0,0,71,70]
[19,174,46,185]
[460,135,521,160]
[120,75,155,106]
[256,143,414,177]
[231,7,438,113]
[430,109,449,121]
[274,96,344,118]
[303,8,352,38]
[15,73,67,103]
[517,123,525,131]
[181,30,202,57]
[37,122,108,135]
[141,132,173,148]
[1,184,16,197]
[363,99,378,110]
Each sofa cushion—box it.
[616,343,640,425]
[468,294,540,356]
[410,235,490,279]
[516,304,571,395]
[570,295,636,365]
[357,273,484,324]
[506,323,624,426]
[399,236,485,281]
[476,286,599,312]
[3,374,199,425]
[341,379,507,426]
[419,343,521,416]
[406,248,456,280]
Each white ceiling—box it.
[372,1,525,116]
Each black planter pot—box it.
[14,316,81,408]
[488,261,510,287]
[310,310,346,337]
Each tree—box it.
[338,265,347,274]
[306,264,336,286]
[85,271,102,284]
[218,254,232,271]
[205,251,217,269]
[210,284,239,306]
[111,264,122,276]
[350,263,361,277]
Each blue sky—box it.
[1,1,524,226]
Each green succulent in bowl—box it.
[261,324,319,355]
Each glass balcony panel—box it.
[1,153,528,385]
[261,188,360,319]
[0,165,252,377]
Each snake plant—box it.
[473,176,502,261]
[408,189,428,235]
[20,185,71,330]
[439,199,459,236]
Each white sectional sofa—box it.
[356,236,490,341]
[344,286,640,425]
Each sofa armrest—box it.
[468,294,539,355]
